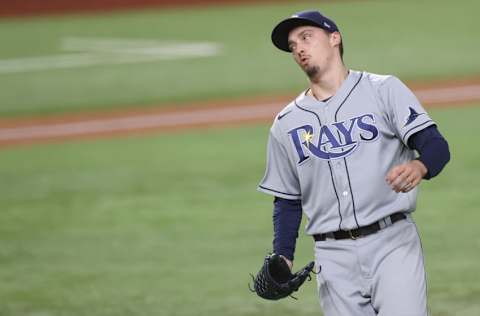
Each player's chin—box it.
[304,65,320,79]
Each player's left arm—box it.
[386,125,450,193]
[380,76,450,192]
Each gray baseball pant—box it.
[314,214,428,316]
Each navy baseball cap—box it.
[271,10,340,52]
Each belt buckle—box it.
[348,230,360,240]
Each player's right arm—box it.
[273,196,302,269]
[258,120,302,268]
[258,127,301,199]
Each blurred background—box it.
[0,0,479,315]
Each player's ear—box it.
[330,31,342,47]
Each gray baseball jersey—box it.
[258,70,435,235]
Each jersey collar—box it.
[295,70,363,111]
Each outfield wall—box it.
[0,0,290,17]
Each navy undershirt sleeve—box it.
[408,125,450,179]
[272,197,302,261]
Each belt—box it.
[313,212,407,241]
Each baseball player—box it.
[258,10,450,315]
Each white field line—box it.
[61,37,207,52]
[0,38,221,74]
[0,84,479,143]
[61,37,221,56]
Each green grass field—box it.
[1,0,480,315]
[0,0,479,116]
[1,105,479,316]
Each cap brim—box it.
[271,18,322,52]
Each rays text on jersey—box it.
[288,113,379,163]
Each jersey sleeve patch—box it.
[398,104,435,144]
[404,107,425,127]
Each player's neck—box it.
[308,64,348,101]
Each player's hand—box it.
[385,160,427,193]
[280,255,293,271]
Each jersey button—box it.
[342,191,349,197]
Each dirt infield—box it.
[0,77,479,149]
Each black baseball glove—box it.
[249,253,317,300]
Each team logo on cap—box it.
[288,113,379,163]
